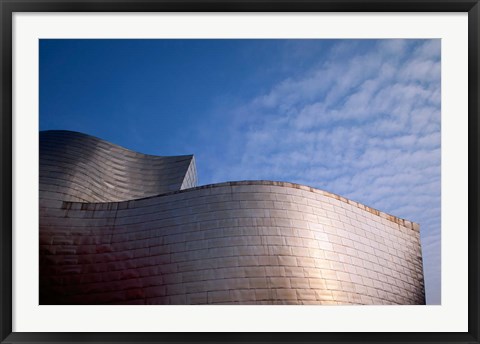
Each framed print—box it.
[1,1,479,343]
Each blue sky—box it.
[40,39,441,305]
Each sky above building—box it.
[40,39,441,304]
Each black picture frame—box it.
[1,1,478,343]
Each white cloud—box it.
[201,40,441,304]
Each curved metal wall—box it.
[40,185,425,305]
[40,130,196,203]
[39,131,425,305]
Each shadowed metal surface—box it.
[39,131,425,305]
[40,130,197,202]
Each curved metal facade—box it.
[39,131,425,305]
[40,130,197,203]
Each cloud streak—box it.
[197,39,441,304]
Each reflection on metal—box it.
[39,130,425,305]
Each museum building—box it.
[39,130,425,305]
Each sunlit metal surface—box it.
[39,131,425,305]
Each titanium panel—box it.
[39,131,425,305]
